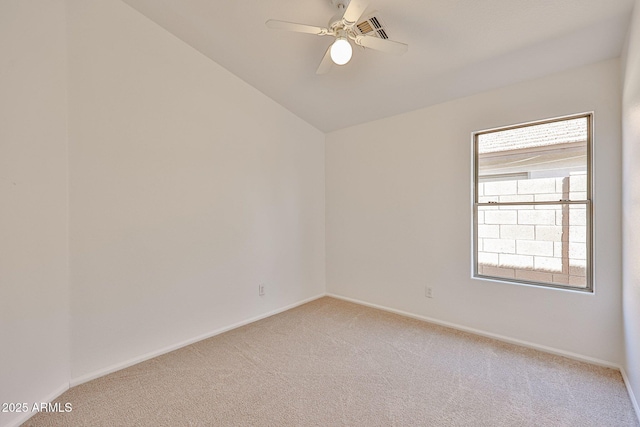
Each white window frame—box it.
[472,113,593,292]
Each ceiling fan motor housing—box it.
[329,0,353,31]
[329,14,345,31]
[330,0,350,10]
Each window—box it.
[473,114,592,292]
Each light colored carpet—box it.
[26,297,639,426]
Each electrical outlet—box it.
[259,284,265,296]
[425,286,433,298]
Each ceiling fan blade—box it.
[342,0,368,24]
[265,19,329,35]
[316,46,333,75]
[355,35,408,55]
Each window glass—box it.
[473,115,591,291]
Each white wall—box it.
[0,1,71,426]
[622,0,640,415]
[67,0,325,380]
[2,0,634,424]
[326,59,623,364]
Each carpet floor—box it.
[26,297,639,426]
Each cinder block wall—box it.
[477,175,587,286]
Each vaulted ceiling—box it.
[122,0,635,132]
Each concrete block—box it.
[499,194,534,203]
[515,269,553,283]
[479,195,499,203]
[570,208,587,226]
[569,192,587,200]
[478,252,499,266]
[518,210,556,225]
[484,180,517,196]
[508,205,534,211]
[498,195,534,210]
[485,210,518,225]
[516,240,554,256]
[535,225,563,241]
[477,210,485,224]
[553,274,570,285]
[478,225,500,238]
[569,275,587,288]
[500,224,534,240]
[569,174,587,192]
[534,256,563,272]
[478,238,483,251]
[481,265,515,279]
[534,193,562,202]
[499,254,534,269]
[569,259,587,276]
[569,225,586,243]
[484,238,516,254]
[534,204,561,211]
[569,242,587,260]
[518,178,556,195]
[554,242,563,257]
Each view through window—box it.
[473,114,592,291]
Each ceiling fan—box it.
[266,0,408,74]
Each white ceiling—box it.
[122,0,635,132]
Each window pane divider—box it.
[475,200,589,207]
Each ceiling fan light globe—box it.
[330,38,352,65]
